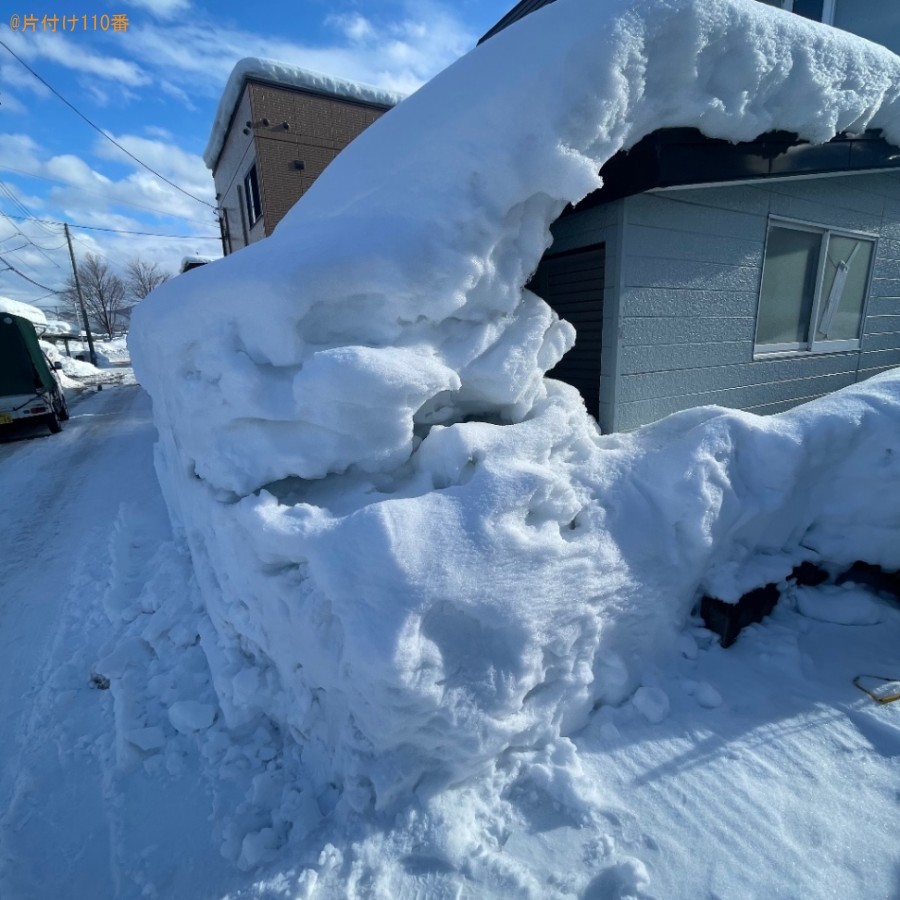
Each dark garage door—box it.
[527,242,604,416]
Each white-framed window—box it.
[755,218,876,355]
[757,0,835,24]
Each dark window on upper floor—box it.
[244,164,262,228]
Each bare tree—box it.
[62,253,128,339]
[125,259,171,304]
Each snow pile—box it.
[59,355,101,378]
[131,0,900,810]
[204,58,405,169]
[44,318,74,334]
[38,340,81,389]
[97,336,130,365]
[0,296,48,328]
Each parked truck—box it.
[0,312,69,435]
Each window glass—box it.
[792,0,825,21]
[834,1,900,56]
[815,235,873,341]
[757,226,820,346]
[244,165,262,227]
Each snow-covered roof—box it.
[179,255,214,273]
[0,296,48,328]
[203,58,407,170]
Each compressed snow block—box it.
[701,583,780,648]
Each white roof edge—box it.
[203,57,407,170]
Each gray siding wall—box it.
[609,172,900,430]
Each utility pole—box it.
[63,223,97,367]
[217,208,229,257]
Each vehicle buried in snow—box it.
[0,313,69,435]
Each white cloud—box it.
[0,92,28,115]
[5,30,151,86]
[92,132,214,201]
[0,60,51,98]
[126,0,478,103]
[0,133,44,167]
[144,125,174,141]
[158,80,195,110]
[328,14,376,44]
[122,0,193,21]
[0,131,216,232]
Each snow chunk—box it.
[168,700,216,734]
[124,726,167,752]
[694,682,723,709]
[794,584,889,626]
[632,687,671,724]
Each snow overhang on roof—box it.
[203,58,407,170]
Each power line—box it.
[0,253,62,292]
[0,164,220,228]
[0,37,216,211]
[0,209,63,265]
[30,290,61,304]
[0,240,58,280]
[0,212,220,240]
[0,181,57,234]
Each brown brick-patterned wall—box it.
[248,81,390,236]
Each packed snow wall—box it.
[131,0,900,808]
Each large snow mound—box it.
[131,0,900,809]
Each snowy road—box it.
[0,385,149,809]
[0,386,229,900]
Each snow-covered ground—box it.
[0,384,898,899]
[40,336,136,389]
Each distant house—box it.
[204,58,404,255]
[482,0,900,432]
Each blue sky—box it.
[0,0,515,312]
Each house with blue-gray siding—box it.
[484,0,900,432]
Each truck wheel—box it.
[58,391,70,421]
[46,411,62,434]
